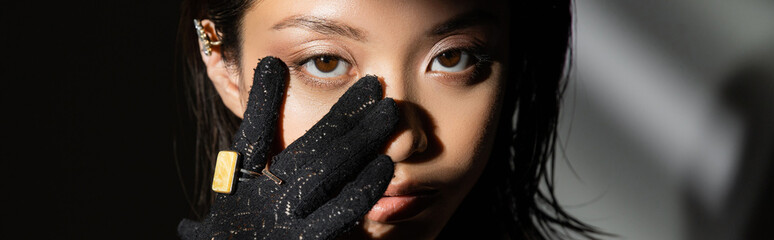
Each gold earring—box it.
[194,19,222,56]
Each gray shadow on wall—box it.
[684,50,774,240]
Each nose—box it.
[378,75,429,163]
[384,102,428,162]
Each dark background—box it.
[4,1,193,238]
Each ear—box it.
[198,19,245,118]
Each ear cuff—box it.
[193,19,222,56]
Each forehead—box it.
[244,0,505,41]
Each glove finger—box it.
[231,56,288,171]
[272,98,398,181]
[288,99,397,216]
[177,218,206,240]
[299,155,394,238]
[327,97,399,159]
[280,75,384,157]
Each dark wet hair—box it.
[176,0,604,239]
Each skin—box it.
[200,0,508,238]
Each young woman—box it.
[177,0,602,239]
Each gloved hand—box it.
[178,57,398,239]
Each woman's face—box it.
[230,0,507,238]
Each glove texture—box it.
[178,57,398,239]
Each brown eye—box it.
[430,50,472,72]
[437,50,461,67]
[302,55,351,78]
[313,56,339,73]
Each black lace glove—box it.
[178,57,398,239]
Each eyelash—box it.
[288,45,492,88]
[289,54,355,88]
[430,46,492,73]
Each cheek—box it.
[437,102,495,181]
[241,71,346,149]
[277,81,332,148]
[424,73,502,185]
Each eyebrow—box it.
[429,10,500,36]
[272,15,367,41]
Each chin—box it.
[359,219,436,240]
[356,207,451,240]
